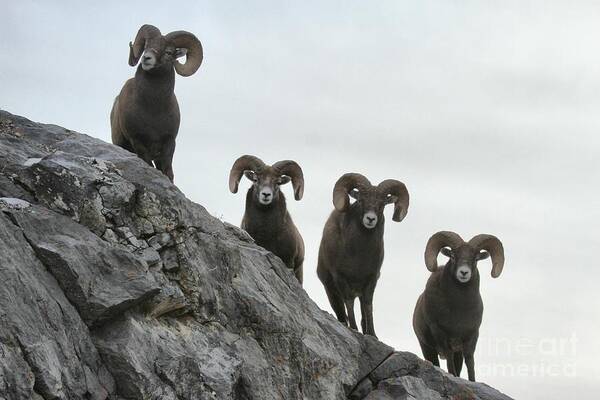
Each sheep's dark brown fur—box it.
[317,173,409,337]
[242,187,305,282]
[110,24,202,182]
[229,155,305,284]
[413,231,505,381]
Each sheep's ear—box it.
[129,42,140,66]
[278,176,291,185]
[386,194,398,204]
[244,170,257,182]
[349,189,360,200]
[441,247,453,258]
[476,251,490,261]
[175,48,188,59]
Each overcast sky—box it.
[2,1,599,398]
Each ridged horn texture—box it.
[468,234,505,278]
[377,179,410,222]
[272,160,304,200]
[229,155,265,194]
[129,24,162,67]
[424,231,465,272]
[332,173,371,212]
[165,30,203,76]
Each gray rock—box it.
[23,157,42,166]
[0,197,30,209]
[0,175,35,203]
[0,212,113,399]
[349,351,513,399]
[3,204,161,328]
[376,376,443,400]
[349,378,373,400]
[0,110,513,400]
[0,333,35,400]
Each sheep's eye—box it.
[441,247,453,258]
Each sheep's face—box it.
[244,168,291,206]
[140,37,187,72]
[441,245,489,284]
[349,188,397,230]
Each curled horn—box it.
[378,179,410,222]
[424,231,464,272]
[229,155,265,194]
[165,30,203,76]
[273,160,304,200]
[468,234,505,278]
[129,24,162,67]
[332,173,371,212]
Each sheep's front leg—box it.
[429,324,455,375]
[155,140,176,182]
[323,284,346,325]
[418,341,440,367]
[359,298,376,337]
[464,354,475,382]
[360,301,367,333]
[359,282,377,337]
[130,139,154,166]
[464,331,479,381]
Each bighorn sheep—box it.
[412,231,505,381]
[110,24,203,182]
[317,173,409,337]
[229,155,305,284]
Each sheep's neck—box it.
[345,207,385,238]
[441,264,480,295]
[135,66,176,109]
[244,190,288,234]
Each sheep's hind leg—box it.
[344,298,358,331]
[464,353,476,382]
[446,356,458,376]
[454,351,464,377]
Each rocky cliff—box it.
[0,110,513,400]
